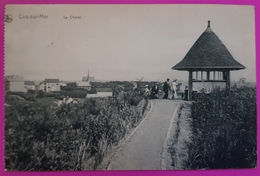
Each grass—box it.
[5,90,148,171]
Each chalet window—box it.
[209,72,214,80]
[192,71,227,81]
[202,71,207,80]
[192,72,196,80]
[209,71,225,81]
[192,71,207,81]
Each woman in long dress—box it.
[168,81,173,99]
[172,79,178,99]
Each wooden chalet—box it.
[172,21,245,100]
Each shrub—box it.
[36,90,45,98]
[187,86,256,169]
[7,91,36,102]
[27,89,36,94]
[61,90,87,98]
[5,90,148,171]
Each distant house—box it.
[24,81,36,91]
[59,82,67,87]
[76,81,91,90]
[5,75,26,92]
[39,79,61,92]
[87,88,113,98]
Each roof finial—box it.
[207,20,211,28]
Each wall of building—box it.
[46,83,60,92]
[9,82,26,92]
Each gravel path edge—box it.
[161,102,180,170]
[105,100,154,170]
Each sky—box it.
[4,4,256,82]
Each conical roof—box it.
[172,21,245,71]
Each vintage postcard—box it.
[4,4,256,171]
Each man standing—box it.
[163,78,170,99]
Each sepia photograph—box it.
[4,4,256,171]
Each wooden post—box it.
[188,71,193,100]
[226,70,230,90]
[207,71,210,81]
[223,71,227,80]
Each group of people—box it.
[144,78,178,99]
[163,78,178,99]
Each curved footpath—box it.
[106,99,180,170]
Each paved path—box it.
[107,99,180,170]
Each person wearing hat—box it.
[150,82,159,99]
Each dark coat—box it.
[151,85,159,95]
[163,81,170,92]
